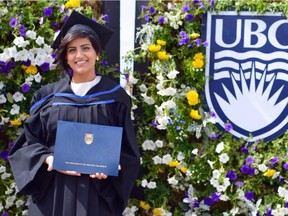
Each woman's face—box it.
[66,37,98,82]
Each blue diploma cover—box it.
[53,120,123,176]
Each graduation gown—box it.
[9,76,140,216]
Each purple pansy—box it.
[179,31,190,45]
[240,164,255,175]
[102,14,109,23]
[203,197,213,206]
[182,2,190,12]
[211,192,221,203]
[158,16,165,24]
[210,0,215,7]
[245,191,254,200]
[186,14,194,21]
[40,62,50,72]
[224,123,233,131]
[266,209,272,216]
[19,25,26,37]
[226,170,237,181]
[283,162,288,171]
[209,133,220,140]
[235,181,244,187]
[9,141,15,148]
[148,6,156,14]
[43,6,53,17]
[0,149,9,161]
[270,156,279,167]
[101,59,107,67]
[195,38,202,47]
[246,156,254,165]
[9,17,18,28]
[144,14,150,22]
[241,146,249,154]
[21,83,31,93]
[2,212,9,216]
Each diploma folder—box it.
[53,120,123,176]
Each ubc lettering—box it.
[215,18,288,49]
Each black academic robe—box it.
[9,76,140,216]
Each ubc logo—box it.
[204,11,288,142]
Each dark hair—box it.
[57,27,102,74]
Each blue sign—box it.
[203,11,288,142]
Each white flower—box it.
[278,186,288,201]
[13,91,25,102]
[220,194,230,201]
[1,172,11,180]
[0,166,6,173]
[15,49,29,61]
[0,81,5,90]
[34,73,42,83]
[219,153,230,163]
[155,140,164,148]
[139,84,147,92]
[10,104,20,115]
[161,100,176,110]
[0,116,9,125]
[207,159,214,169]
[258,164,268,172]
[177,152,185,161]
[147,181,157,189]
[212,170,221,179]
[157,87,177,96]
[122,206,138,216]
[215,141,224,153]
[128,75,138,85]
[142,140,156,151]
[13,36,30,48]
[141,43,148,51]
[26,30,37,39]
[15,199,24,208]
[156,116,171,129]
[141,93,155,105]
[0,94,7,104]
[162,154,172,164]
[167,176,178,186]
[191,148,198,155]
[36,36,45,45]
[5,195,16,208]
[141,179,148,187]
[152,155,163,164]
[167,70,179,79]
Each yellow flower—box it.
[139,201,150,210]
[157,39,166,46]
[180,166,187,174]
[186,90,200,105]
[25,65,38,75]
[190,109,202,120]
[148,44,161,52]
[65,0,80,8]
[157,51,169,60]
[10,119,21,126]
[192,59,204,69]
[168,160,180,167]
[153,208,164,216]
[263,169,276,177]
[190,33,200,39]
[193,52,204,60]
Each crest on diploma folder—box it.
[53,120,123,176]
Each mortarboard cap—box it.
[51,10,114,50]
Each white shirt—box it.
[71,76,101,96]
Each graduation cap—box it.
[51,10,114,50]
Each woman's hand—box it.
[89,165,121,179]
[44,155,81,176]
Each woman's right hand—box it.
[44,155,81,176]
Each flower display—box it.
[123,0,288,215]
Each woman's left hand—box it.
[89,173,108,179]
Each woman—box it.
[9,10,140,216]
